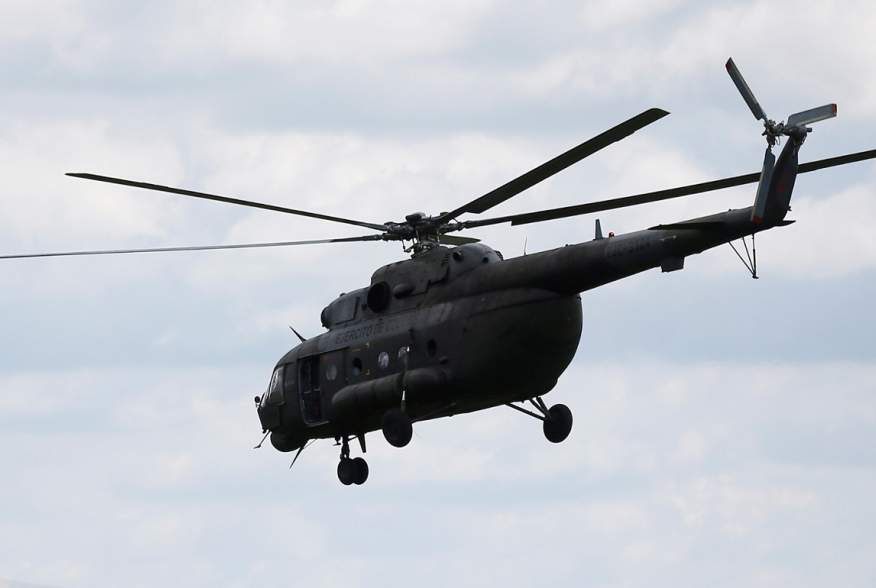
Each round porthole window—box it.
[378,351,389,369]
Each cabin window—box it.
[352,357,363,376]
[325,363,338,381]
[334,295,358,323]
[427,339,438,358]
[378,351,389,370]
[284,362,297,396]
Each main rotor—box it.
[3,58,875,262]
[61,108,672,258]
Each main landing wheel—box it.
[382,408,413,448]
[337,456,369,485]
[543,403,573,443]
[336,436,369,486]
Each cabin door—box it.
[299,355,324,425]
[299,350,346,426]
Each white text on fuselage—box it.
[332,317,407,346]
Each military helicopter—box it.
[4,59,876,485]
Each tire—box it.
[382,408,413,448]
[543,403,573,443]
[351,457,369,485]
[337,458,356,485]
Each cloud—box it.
[2,2,876,587]
[0,120,185,249]
[1,360,875,586]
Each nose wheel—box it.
[506,397,573,443]
[336,435,369,485]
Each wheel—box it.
[337,458,356,485]
[543,403,573,443]
[351,457,369,485]
[382,408,413,448]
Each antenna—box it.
[288,325,307,343]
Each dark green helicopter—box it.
[5,59,876,485]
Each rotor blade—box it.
[726,58,768,121]
[438,234,480,245]
[787,104,837,128]
[435,108,670,222]
[460,148,876,229]
[0,235,386,260]
[66,173,387,232]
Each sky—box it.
[1,1,875,586]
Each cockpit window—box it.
[265,365,285,405]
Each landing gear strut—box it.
[506,397,573,443]
[336,435,369,486]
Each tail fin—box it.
[753,135,802,225]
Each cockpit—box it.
[257,364,286,430]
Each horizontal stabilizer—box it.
[648,221,726,231]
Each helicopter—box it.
[4,59,876,485]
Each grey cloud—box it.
[2,361,875,587]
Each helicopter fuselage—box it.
[258,202,789,451]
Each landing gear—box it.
[337,456,368,485]
[542,403,573,443]
[336,436,369,485]
[506,397,573,443]
[382,408,413,448]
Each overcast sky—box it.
[1,1,875,587]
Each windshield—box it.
[263,365,285,406]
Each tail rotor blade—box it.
[726,58,768,121]
[787,104,837,128]
[751,146,776,223]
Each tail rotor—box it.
[725,57,837,223]
[725,57,837,146]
